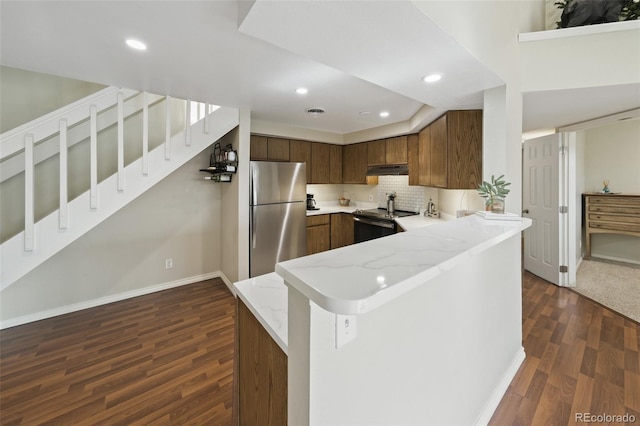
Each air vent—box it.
[306,107,326,116]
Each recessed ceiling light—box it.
[379,111,389,118]
[126,39,147,51]
[296,87,308,95]
[422,74,442,83]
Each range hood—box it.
[365,164,409,176]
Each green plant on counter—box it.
[477,175,511,210]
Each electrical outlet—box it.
[368,194,373,201]
[165,258,174,269]
[335,314,357,349]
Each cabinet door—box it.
[307,224,330,255]
[447,110,482,189]
[237,300,287,426]
[250,135,268,161]
[290,139,312,183]
[367,140,386,166]
[329,144,343,184]
[311,142,331,184]
[343,143,368,184]
[386,136,408,164]
[418,126,431,186]
[331,213,354,249]
[430,114,448,188]
[267,137,290,162]
[407,134,419,186]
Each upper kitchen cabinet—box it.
[290,139,312,183]
[407,134,419,186]
[418,125,433,186]
[430,110,482,190]
[367,140,386,166]
[311,142,331,184]
[386,136,408,165]
[343,143,368,184]
[329,144,342,184]
[250,135,290,162]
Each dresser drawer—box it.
[589,221,640,233]
[588,205,640,215]
[588,213,640,224]
[588,196,640,207]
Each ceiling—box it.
[0,1,637,140]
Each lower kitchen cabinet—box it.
[237,299,287,426]
[331,213,354,249]
[307,214,331,255]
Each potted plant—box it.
[477,174,511,213]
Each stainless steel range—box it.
[352,208,418,243]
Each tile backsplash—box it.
[377,176,436,212]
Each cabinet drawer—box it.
[588,196,640,207]
[588,214,640,224]
[588,205,640,215]
[589,221,640,233]
[307,214,330,226]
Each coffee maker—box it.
[306,193,318,210]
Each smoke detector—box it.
[306,107,326,116]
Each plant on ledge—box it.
[555,0,639,28]
[477,175,511,213]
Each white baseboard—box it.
[589,253,640,266]
[0,271,233,330]
[474,346,526,426]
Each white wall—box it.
[584,119,640,263]
[220,127,241,284]
[289,233,523,425]
[0,149,223,324]
[0,66,106,133]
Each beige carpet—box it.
[575,259,640,323]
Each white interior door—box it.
[523,133,568,286]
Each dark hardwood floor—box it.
[1,272,638,425]
[0,279,235,425]
[490,272,640,425]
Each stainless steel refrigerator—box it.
[249,161,307,277]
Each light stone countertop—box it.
[234,213,531,348]
[305,201,377,216]
[276,214,531,315]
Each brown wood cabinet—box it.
[584,193,640,259]
[307,214,331,255]
[367,140,386,166]
[250,135,268,160]
[250,135,290,162]
[330,213,354,249]
[343,143,368,184]
[237,299,287,426]
[289,139,312,183]
[386,136,408,165]
[428,110,482,190]
[418,125,432,186]
[407,134,419,186]
[311,142,331,184]
[330,144,343,184]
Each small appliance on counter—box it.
[425,197,439,218]
[307,193,319,210]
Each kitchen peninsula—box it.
[235,214,531,425]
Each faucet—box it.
[425,197,436,217]
[386,192,397,215]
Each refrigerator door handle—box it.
[252,208,257,249]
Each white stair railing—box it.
[0,87,239,290]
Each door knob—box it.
[522,209,529,214]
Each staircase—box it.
[0,87,239,290]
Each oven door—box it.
[353,216,396,243]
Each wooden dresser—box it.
[583,193,640,259]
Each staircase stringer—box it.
[0,106,239,290]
